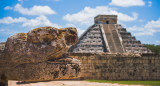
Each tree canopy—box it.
[144,44,160,54]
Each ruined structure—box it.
[68,53,160,80]
[0,42,5,56]
[0,15,158,86]
[67,15,160,81]
[0,42,5,51]
[0,27,80,86]
[69,15,151,53]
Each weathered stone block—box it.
[0,27,80,86]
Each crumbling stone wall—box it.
[67,53,160,80]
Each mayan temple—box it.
[69,15,152,53]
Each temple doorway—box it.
[106,21,109,24]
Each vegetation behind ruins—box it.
[86,80,160,86]
[145,44,160,54]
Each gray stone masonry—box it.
[69,15,152,53]
[67,53,160,80]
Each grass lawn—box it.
[86,80,160,86]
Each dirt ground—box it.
[8,80,144,86]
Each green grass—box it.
[86,80,160,86]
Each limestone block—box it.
[0,26,79,86]
[5,60,80,81]
[4,27,78,64]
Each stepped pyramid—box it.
[69,15,152,53]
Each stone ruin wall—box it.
[67,53,160,80]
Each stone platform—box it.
[68,53,160,80]
[8,80,143,86]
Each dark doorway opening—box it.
[106,21,109,24]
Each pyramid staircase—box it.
[69,15,152,53]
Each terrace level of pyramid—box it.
[69,15,152,53]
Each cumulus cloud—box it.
[0,17,27,24]
[66,24,85,36]
[0,16,62,28]
[128,18,160,36]
[4,6,13,10]
[63,6,138,25]
[66,24,76,27]
[22,15,62,28]
[109,0,145,7]
[14,4,56,15]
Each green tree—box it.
[144,44,160,54]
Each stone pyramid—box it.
[69,15,152,53]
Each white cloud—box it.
[109,0,145,7]
[128,26,145,32]
[66,24,76,27]
[128,18,160,36]
[14,4,56,15]
[148,1,152,7]
[0,16,62,28]
[66,24,85,36]
[0,17,27,24]
[22,15,62,28]
[4,6,13,10]
[63,6,138,25]
[144,19,160,29]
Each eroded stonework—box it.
[4,26,78,64]
[0,26,80,86]
[5,56,80,81]
[68,53,160,80]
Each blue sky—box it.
[0,0,160,45]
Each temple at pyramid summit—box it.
[69,15,152,53]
